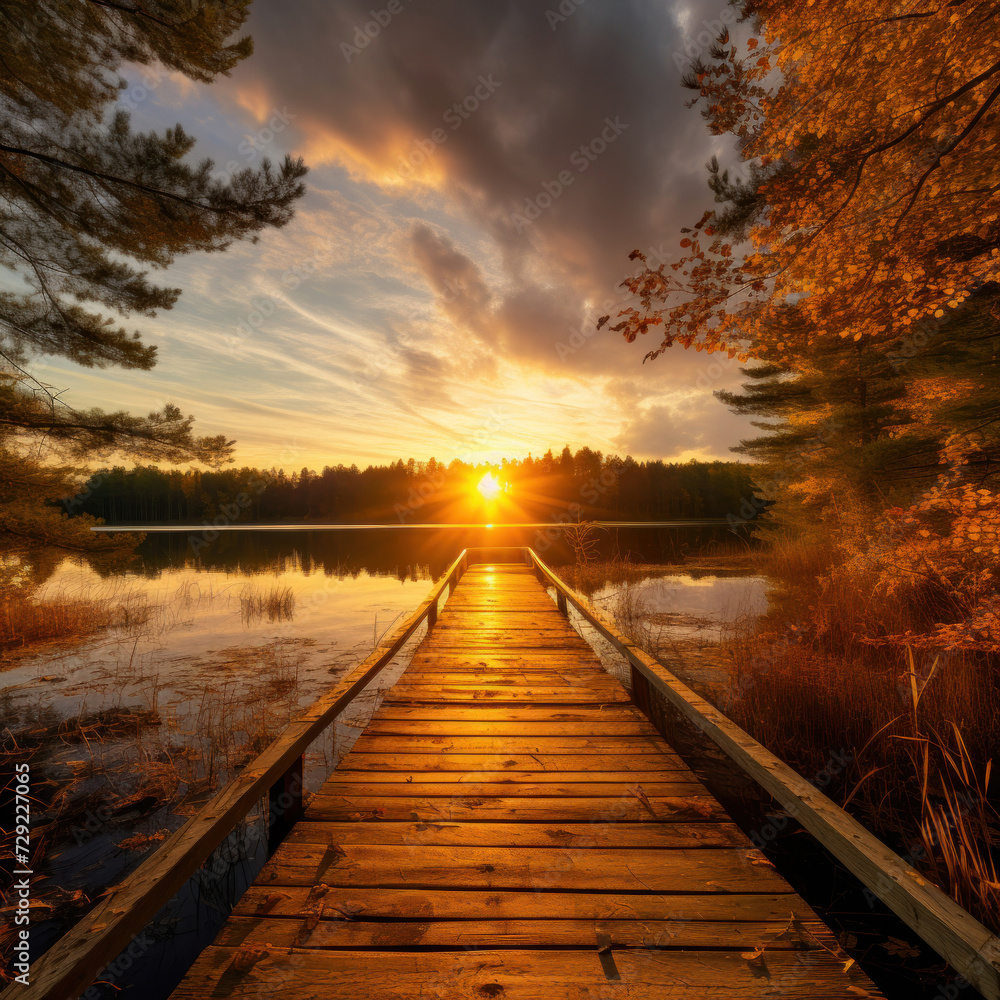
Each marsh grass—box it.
[0,637,310,958]
[0,576,150,654]
[238,583,295,625]
[608,528,1000,930]
[563,555,685,597]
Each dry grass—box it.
[597,526,1000,930]
[717,530,1000,929]
[238,583,295,625]
[0,578,150,654]
[0,636,308,954]
[563,555,685,597]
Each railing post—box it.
[268,754,304,854]
[630,660,651,717]
[427,597,438,627]
[556,591,568,616]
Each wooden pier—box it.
[12,550,1000,1000]
[169,561,882,998]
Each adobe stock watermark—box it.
[341,1,417,63]
[187,478,269,556]
[510,117,629,232]
[226,251,331,356]
[393,75,502,181]
[546,0,587,30]
[212,107,297,186]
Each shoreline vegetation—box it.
[591,537,1000,934]
[0,572,152,658]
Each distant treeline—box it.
[65,448,764,525]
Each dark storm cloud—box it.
[228,0,741,345]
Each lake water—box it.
[3,524,765,998]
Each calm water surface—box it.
[3,525,766,999]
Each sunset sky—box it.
[43,0,757,471]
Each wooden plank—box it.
[281,821,747,848]
[234,887,811,922]
[304,794,727,823]
[171,947,883,999]
[157,556,885,1000]
[304,780,705,797]
[348,735,674,754]
[324,769,693,782]
[361,719,666,736]
[368,705,646,721]
[381,690,632,703]
[253,845,790,892]
[386,683,627,697]
[211,915,830,951]
[394,672,608,685]
[528,549,1000,1000]
[336,754,690,772]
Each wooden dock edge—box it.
[3,551,470,1000]
[526,547,1000,1000]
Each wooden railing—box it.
[525,547,1000,1000]
[4,549,469,1000]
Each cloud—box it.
[226,0,743,308]
[614,397,752,462]
[44,0,764,469]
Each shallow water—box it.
[4,528,769,998]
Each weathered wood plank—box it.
[325,769,693,782]
[304,794,727,823]
[172,947,883,1000]
[527,549,1000,1000]
[301,780,705,797]
[253,845,790,891]
[155,558,887,1000]
[211,916,830,951]
[361,719,659,736]
[336,753,690,772]
[281,821,747,848]
[368,704,646,721]
[234,887,810,922]
[348,735,673,754]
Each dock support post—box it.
[268,754,304,854]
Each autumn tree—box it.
[604,0,1000,646]
[603,0,1000,369]
[0,0,307,549]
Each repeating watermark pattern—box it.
[394,409,507,522]
[672,7,740,75]
[393,75,502,182]
[212,107,297,187]
[187,478,268,555]
[724,415,844,532]
[545,0,587,30]
[79,932,157,1000]
[61,471,108,515]
[533,458,622,552]
[350,333,416,391]
[341,1,417,63]
[118,64,171,111]
[510,117,629,232]
[226,250,331,357]
[746,750,853,850]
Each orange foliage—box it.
[603,1,1000,367]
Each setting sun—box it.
[476,471,503,500]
